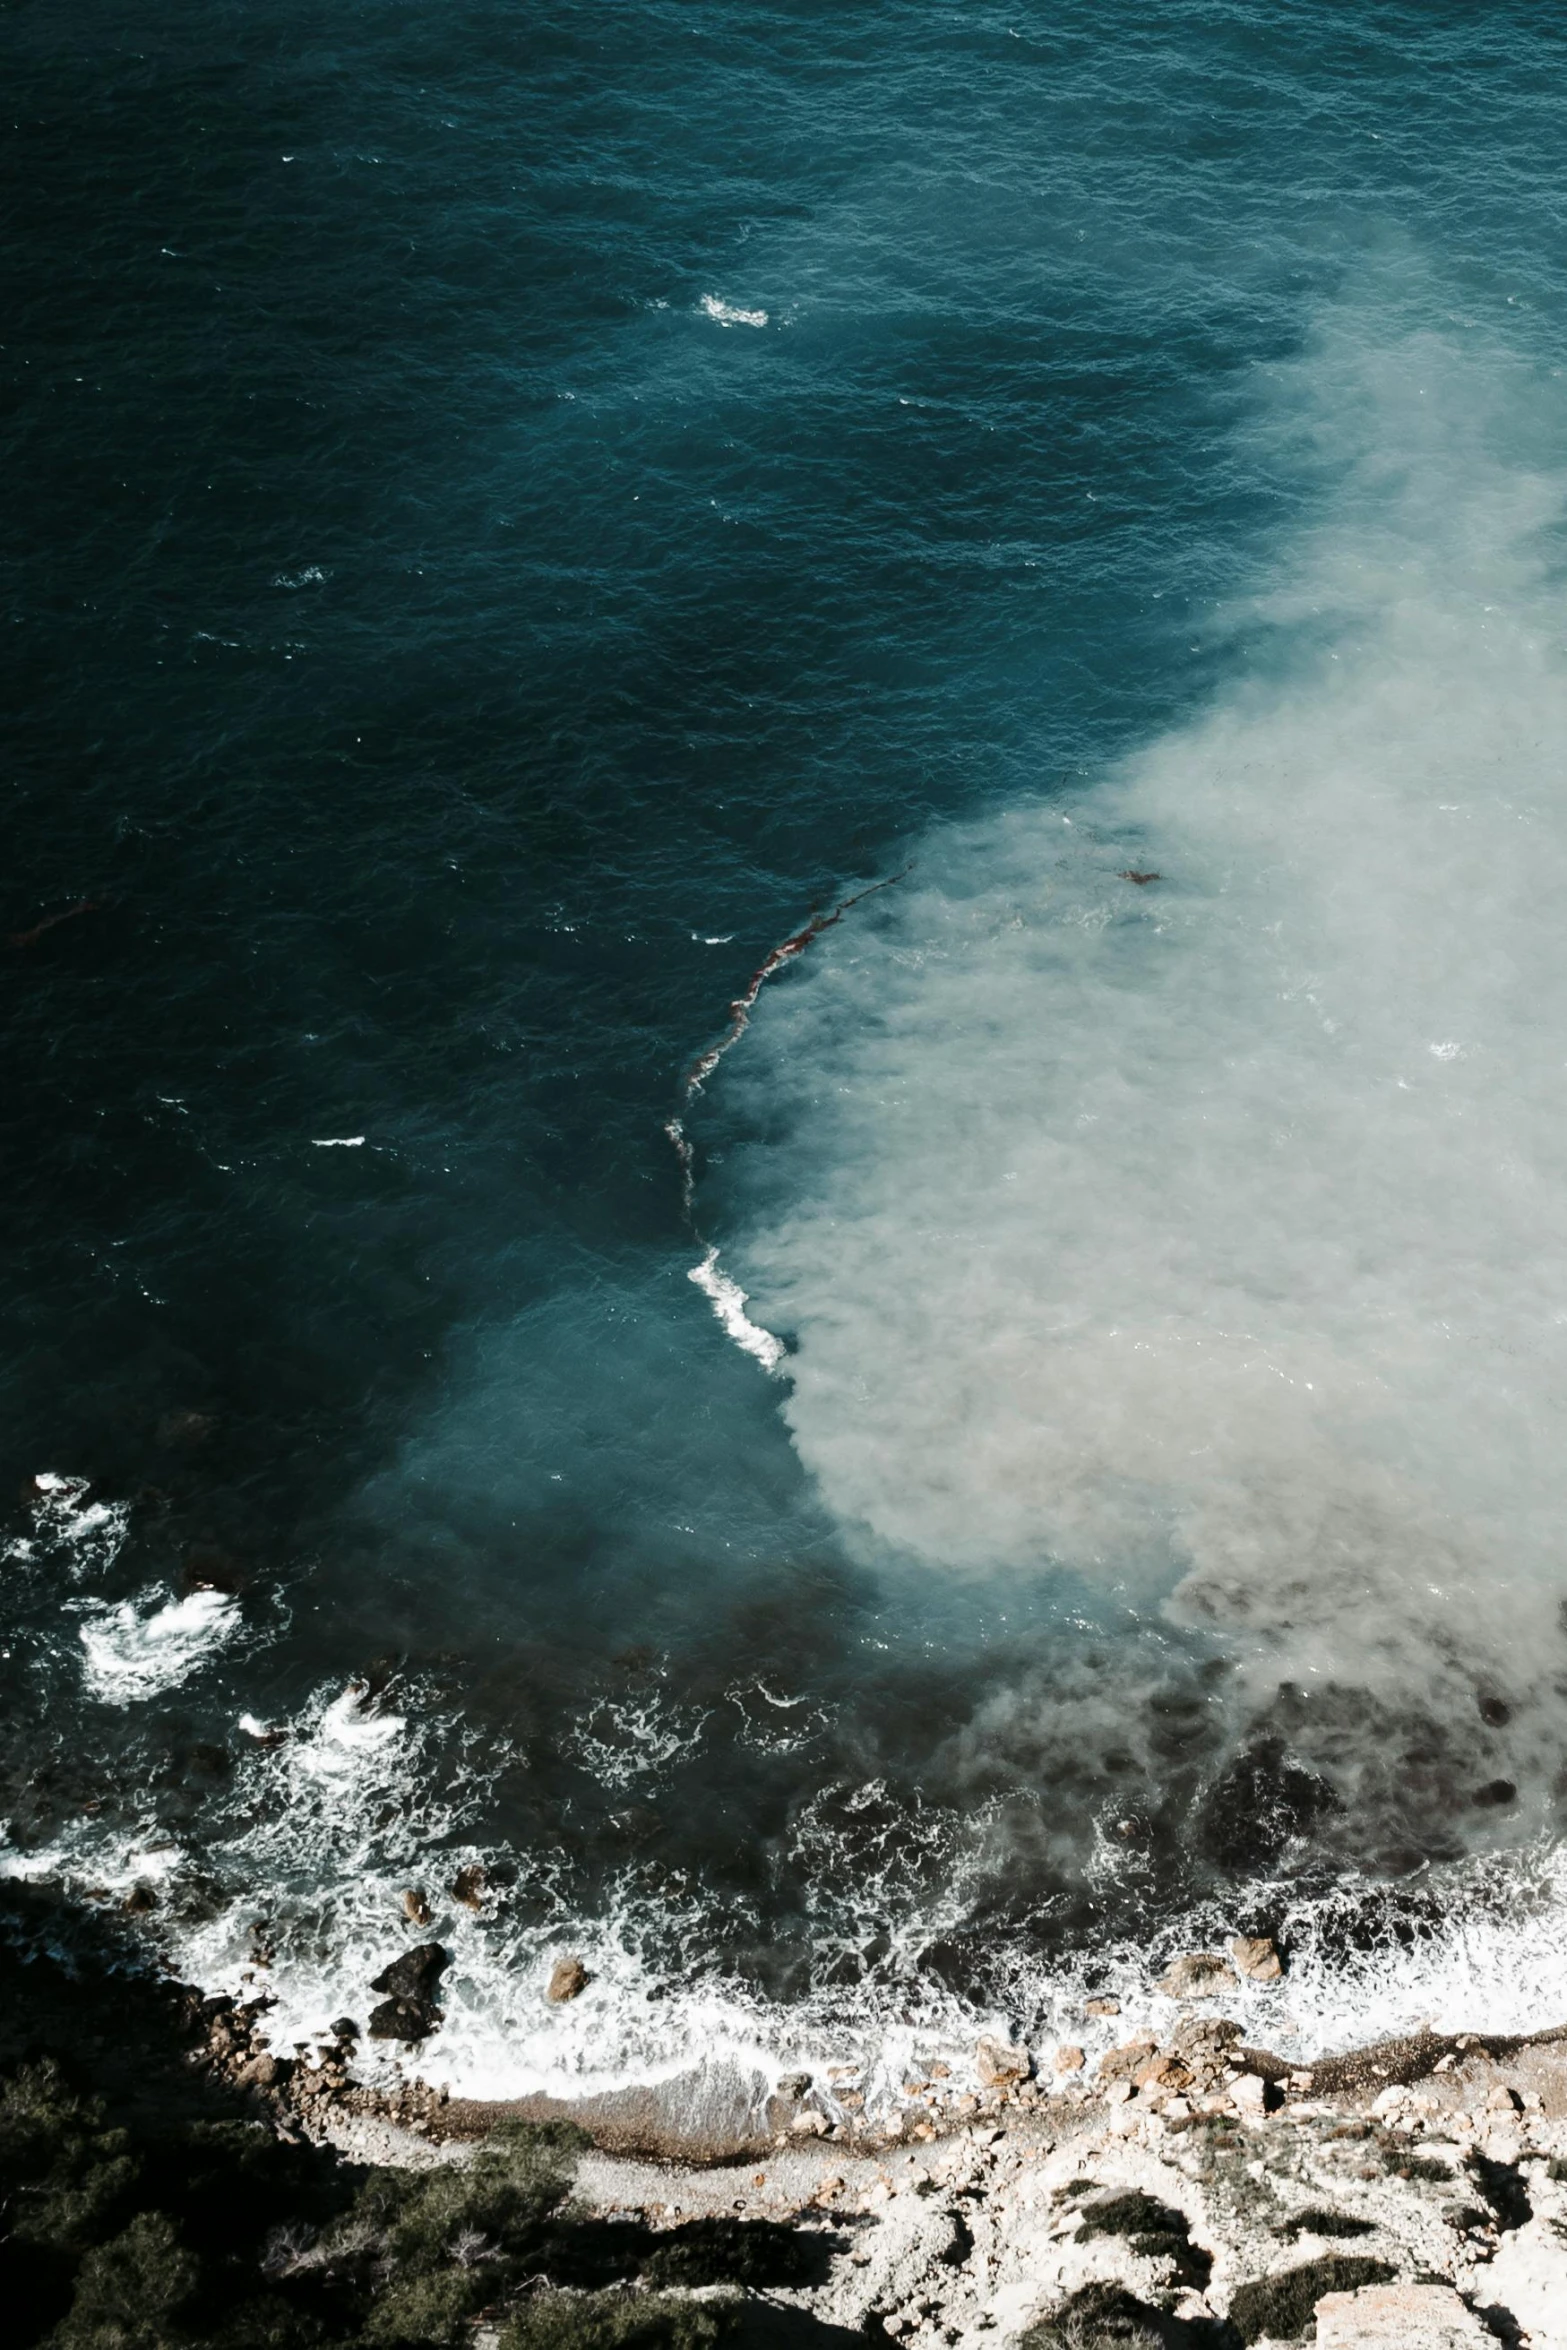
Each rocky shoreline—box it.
[183,1937,1567,2346]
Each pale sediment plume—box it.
[713,318,1567,1839]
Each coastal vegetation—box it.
[0,2056,754,2350]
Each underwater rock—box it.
[1200,1738,1340,1872]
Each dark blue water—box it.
[8,2,1567,2095]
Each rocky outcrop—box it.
[1155,1949,1236,1999]
[976,2037,1031,2088]
[546,1954,591,2004]
[1230,1932,1284,1983]
[368,1941,449,2042]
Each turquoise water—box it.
[8,1,1567,2094]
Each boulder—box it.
[450,1863,487,1912]
[546,1954,590,2004]
[1134,2052,1193,2095]
[975,2036,1031,2087]
[371,1943,450,2002]
[1053,2044,1085,2074]
[368,1942,450,2042]
[369,1997,435,2043]
[1231,1932,1284,1983]
[401,1887,431,1926]
[1230,2072,1269,2115]
[1083,1996,1121,2017]
[1098,2035,1158,2085]
[234,2053,282,2091]
[1156,1950,1235,2000]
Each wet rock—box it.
[1082,1996,1121,2017]
[330,2016,359,2041]
[450,1863,487,1912]
[546,1954,590,2004]
[240,1718,288,1749]
[1231,1932,1284,1982]
[182,1546,246,1595]
[122,1884,158,1915]
[1172,2014,1242,2055]
[369,1998,435,2043]
[401,1887,431,1926]
[975,2036,1031,2087]
[1053,2044,1085,2073]
[372,1943,449,2002]
[777,2072,814,2099]
[1156,1950,1235,1999]
[368,1941,449,2041]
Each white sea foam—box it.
[290,1682,407,1779]
[4,1473,131,1578]
[568,1692,710,1789]
[689,1246,785,1371]
[77,1587,242,1703]
[699,294,768,329]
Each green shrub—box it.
[1018,2280,1168,2348]
[0,2045,810,2350]
[1227,2256,1394,2344]
[500,2290,739,2350]
[1075,2193,1210,2292]
[51,2211,201,2350]
[638,2217,830,2291]
[358,2263,493,2346]
[0,2060,142,2258]
[1273,2208,1374,2241]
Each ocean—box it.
[7,0,1567,2109]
